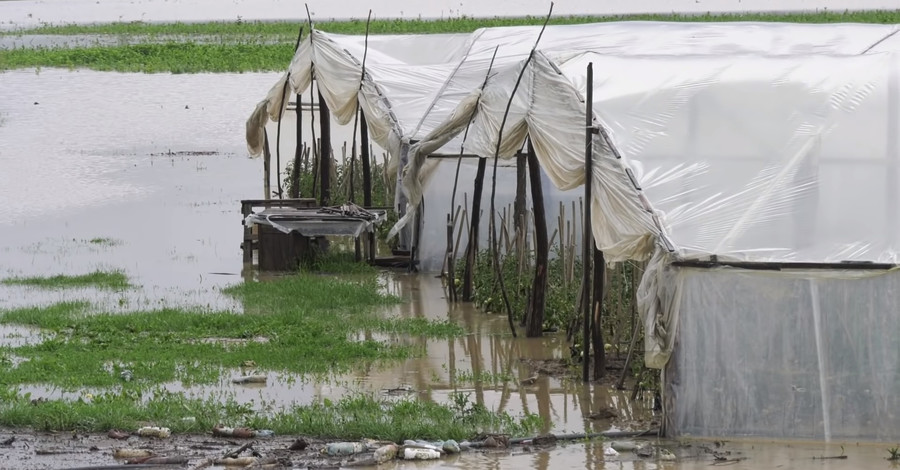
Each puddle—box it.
[0,324,45,348]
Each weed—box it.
[85,237,121,246]
[888,446,900,460]
[1,270,132,290]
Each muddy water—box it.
[0,68,273,311]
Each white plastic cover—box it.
[454,51,900,372]
[247,21,900,191]
[462,52,900,264]
[667,266,900,440]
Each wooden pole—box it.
[360,111,372,207]
[526,139,549,337]
[462,157,487,301]
[290,93,303,198]
[592,248,606,379]
[514,151,527,237]
[582,62,594,382]
[318,91,331,206]
[263,129,272,200]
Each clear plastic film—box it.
[667,265,900,440]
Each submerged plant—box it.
[888,446,900,461]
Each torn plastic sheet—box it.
[244,209,386,238]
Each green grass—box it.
[0,387,539,440]
[1,270,132,289]
[0,42,292,73]
[0,272,462,389]
[0,270,516,439]
[4,11,900,73]
[8,10,900,37]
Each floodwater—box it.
[3,1,900,466]
[1,0,898,30]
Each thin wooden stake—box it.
[582,62,594,382]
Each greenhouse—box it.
[247,21,900,440]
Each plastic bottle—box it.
[442,439,460,454]
[136,426,170,438]
[254,430,275,438]
[403,447,441,460]
[374,444,399,463]
[325,442,366,456]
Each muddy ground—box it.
[0,426,737,470]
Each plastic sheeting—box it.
[458,51,900,371]
[667,266,900,440]
[246,21,900,199]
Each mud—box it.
[0,428,892,470]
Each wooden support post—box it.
[360,111,372,208]
[592,248,606,379]
[582,62,594,382]
[318,91,332,207]
[514,151,527,237]
[463,157,487,301]
[526,140,549,337]
[263,129,272,200]
[290,93,303,198]
[241,200,253,263]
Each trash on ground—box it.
[231,375,267,384]
[212,425,255,439]
[325,441,366,456]
[136,426,170,438]
[374,444,399,463]
[107,429,130,440]
[403,447,441,460]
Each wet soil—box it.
[0,428,891,470]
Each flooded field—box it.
[1,0,898,30]
[3,0,900,465]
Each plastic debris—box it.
[659,449,677,461]
[374,444,399,463]
[441,439,460,454]
[403,447,441,460]
[611,441,639,452]
[604,446,620,456]
[232,375,267,384]
[113,448,153,459]
[120,370,133,382]
[212,425,254,439]
[127,455,189,465]
[404,440,443,453]
[255,429,275,438]
[325,441,367,456]
[107,429,130,440]
[136,426,170,438]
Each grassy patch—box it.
[8,10,900,37]
[1,270,131,290]
[0,271,510,439]
[0,42,291,73]
[4,11,900,72]
[0,272,463,389]
[0,387,539,440]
